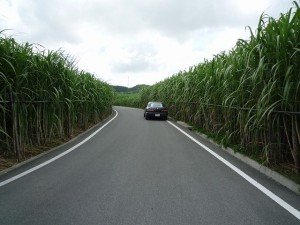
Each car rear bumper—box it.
[145,112,168,119]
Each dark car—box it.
[144,101,168,120]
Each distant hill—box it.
[112,84,149,93]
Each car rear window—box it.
[151,103,163,107]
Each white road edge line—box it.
[167,120,300,220]
[0,110,118,188]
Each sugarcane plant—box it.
[139,1,300,174]
[0,31,113,162]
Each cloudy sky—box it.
[0,0,296,87]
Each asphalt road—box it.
[0,106,300,225]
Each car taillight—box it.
[162,109,168,112]
[147,109,154,112]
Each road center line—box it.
[167,120,300,220]
[0,110,118,188]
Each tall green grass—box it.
[139,2,300,174]
[113,92,141,108]
[0,32,113,161]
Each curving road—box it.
[0,106,300,225]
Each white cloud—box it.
[0,0,296,87]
